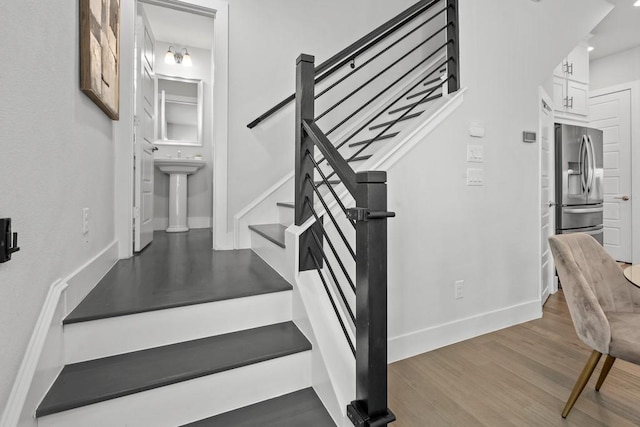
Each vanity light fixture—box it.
[164,46,193,66]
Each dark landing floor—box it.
[66,230,292,323]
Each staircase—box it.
[242,0,460,425]
[34,231,335,427]
[32,1,460,425]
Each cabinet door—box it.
[567,81,588,116]
[566,44,589,84]
[553,76,566,110]
[553,61,565,78]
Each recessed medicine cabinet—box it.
[155,74,203,146]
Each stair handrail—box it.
[247,0,446,129]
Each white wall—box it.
[0,0,116,414]
[385,0,613,360]
[225,0,421,229]
[590,46,640,91]
[153,42,213,230]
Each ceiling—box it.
[141,1,637,60]
[142,3,214,50]
[589,0,640,60]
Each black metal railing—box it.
[253,1,459,425]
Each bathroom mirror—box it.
[155,74,203,146]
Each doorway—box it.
[539,87,556,305]
[133,0,215,252]
[589,87,633,263]
[116,0,229,258]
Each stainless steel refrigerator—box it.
[555,123,604,244]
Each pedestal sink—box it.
[154,158,205,233]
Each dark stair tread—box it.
[347,154,372,163]
[276,202,295,209]
[369,111,423,130]
[249,223,287,248]
[349,132,399,148]
[389,93,443,114]
[64,233,292,324]
[36,322,311,418]
[183,388,335,427]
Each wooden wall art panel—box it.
[79,0,120,120]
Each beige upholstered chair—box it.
[548,233,640,418]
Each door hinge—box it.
[133,206,140,220]
[347,207,396,222]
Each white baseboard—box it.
[154,217,212,231]
[0,241,119,427]
[0,281,68,427]
[64,241,119,314]
[388,299,543,363]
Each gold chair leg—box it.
[562,350,602,418]
[595,355,616,391]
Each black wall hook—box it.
[1,218,20,263]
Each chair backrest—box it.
[548,233,635,353]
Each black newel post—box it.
[295,54,323,272]
[295,53,315,226]
[347,171,395,426]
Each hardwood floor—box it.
[388,291,640,426]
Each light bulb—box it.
[164,50,175,64]
[182,52,192,67]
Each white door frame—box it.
[539,86,557,304]
[114,0,230,259]
[590,81,640,264]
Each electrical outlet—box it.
[455,280,464,299]
[82,208,89,234]
[466,168,484,186]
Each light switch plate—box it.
[467,144,483,162]
[470,121,485,138]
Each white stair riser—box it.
[64,291,293,364]
[277,205,294,227]
[38,351,311,427]
[250,232,290,283]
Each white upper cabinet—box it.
[553,42,590,121]
[566,44,589,84]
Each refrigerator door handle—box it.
[587,135,595,193]
[578,136,588,193]
[580,225,604,236]
[564,206,604,214]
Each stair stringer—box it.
[283,224,355,427]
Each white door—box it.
[134,5,156,252]
[589,89,632,262]
[540,89,555,305]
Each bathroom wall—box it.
[153,42,213,230]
